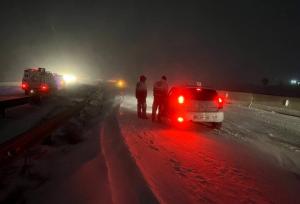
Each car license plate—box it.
[193,113,208,121]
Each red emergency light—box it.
[40,84,49,91]
[21,82,28,90]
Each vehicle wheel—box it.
[212,122,222,129]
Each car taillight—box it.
[177,117,184,123]
[178,95,184,104]
[216,96,224,109]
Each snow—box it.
[22,122,112,204]
[118,95,300,203]
[250,103,300,118]
[1,85,157,204]
[121,95,154,114]
[0,100,67,144]
[223,104,300,173]
[101,113,159,204]
[0,84,113,204]
[1,89,300,204]
[0,84,97,144]
[0,82,22,96]
[0,98,72,144]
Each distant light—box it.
[63,74,77,83]
[290,79,297,85]
[117,80,124,87]
[196,88,201,91]
[116,80,126,88]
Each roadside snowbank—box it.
[118,95,300,203]
[101,112,159,204]
[223,104,300,173]
[0,85,113,204]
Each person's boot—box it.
[157,113,162,123]
[152,115,156,122]
[138,111,142,118]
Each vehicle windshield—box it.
[186,88,217,101]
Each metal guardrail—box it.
[0,96,33,117]
[0,103,83,162]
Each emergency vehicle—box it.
[21,68,62,95]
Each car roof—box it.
[170,85,217,92]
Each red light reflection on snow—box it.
[151,127,268,203]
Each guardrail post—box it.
[21,151,32,175]
[283,99,289,107]
[248,95,254,108]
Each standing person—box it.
[135,75,148,119]
[152,75,168,122]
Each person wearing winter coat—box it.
[135,75,148,119]
[152,75,168,122]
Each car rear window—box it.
[169,87,218,101]
[186,88,217,101]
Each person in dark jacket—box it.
[136,75,148,119]
[152,75,168,122]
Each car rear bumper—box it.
[184,111,224,123]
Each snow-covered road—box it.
[2,88,300,204]
[118,95,300,203]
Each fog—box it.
[0,1,299,90]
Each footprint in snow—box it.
[149,145,159,151]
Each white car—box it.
[167,86,224,128]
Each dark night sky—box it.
[0,0,299,87]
